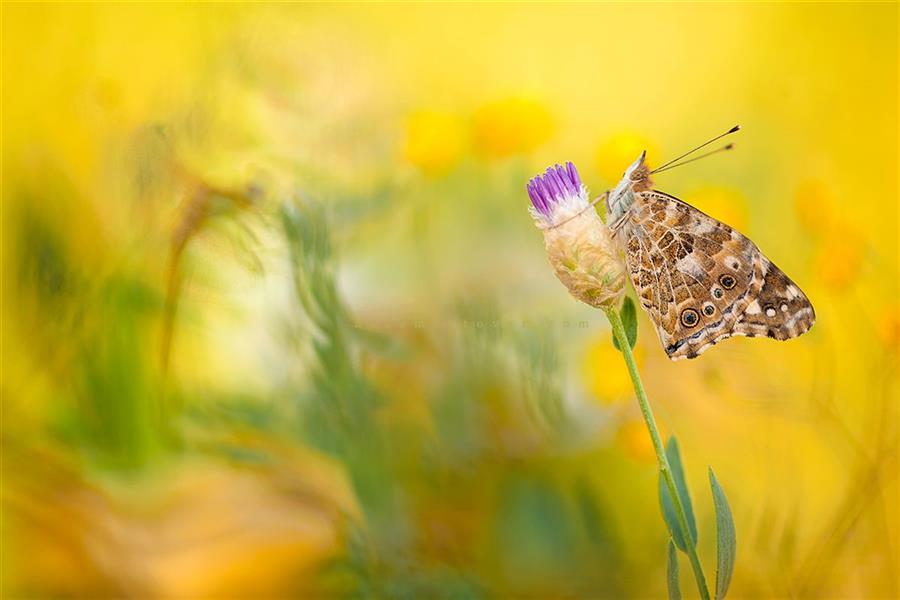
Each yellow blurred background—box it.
[2,3,897,598]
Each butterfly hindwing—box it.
[618,190,814,360]
[732,260,816,341]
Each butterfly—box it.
[604,127,815,360]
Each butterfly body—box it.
[607,152,815,360]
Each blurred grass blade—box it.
[611,296,638,351]
[658,437,698,551]
[709,468,737,599]
[667,538,682,600]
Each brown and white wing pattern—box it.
[616,190,815,360]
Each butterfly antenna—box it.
[651,143,735,174]
[651,125,740,174]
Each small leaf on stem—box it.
[612,296,638,351]
[709,468,737,600]
[658,437,698,552]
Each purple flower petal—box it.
[554,167,564,188]
[566,162,581,190]
[552,168,566,194]
[526,182,538,208]
[527,161,584,216]
[555,164,569,188]
[527,178,548,214]
[548,168,564,198]
[539,171,552,197]
[534,183,549,213]
[528,183,541,212]
[542,170,555,198]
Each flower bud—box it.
[527,162,626,310]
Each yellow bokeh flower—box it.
[581,334,645,404]
[403,110,467,175]
[794,180,835,236]
[595,132,660,186]
[684,186,750,233]
[876,305,900,353]
[472,98,553,158]
[814,222,864,291]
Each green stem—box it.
[605,307,711,600]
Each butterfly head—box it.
[606,151,654,228]
[624,151,654,192]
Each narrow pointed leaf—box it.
[667,538,682,600]
[709,468,737,600]
[612,296,638,351]
[658,437,698,551]
[659,482,687,551]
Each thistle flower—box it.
[527,162,625,310]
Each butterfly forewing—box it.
[618,190,813,360]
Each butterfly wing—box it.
[617,190,814,360]
[731,259,816,341]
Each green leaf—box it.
[612,296,638,351]
[709,468,737,600]
[658,437,698,552]
[667,538,682,600]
